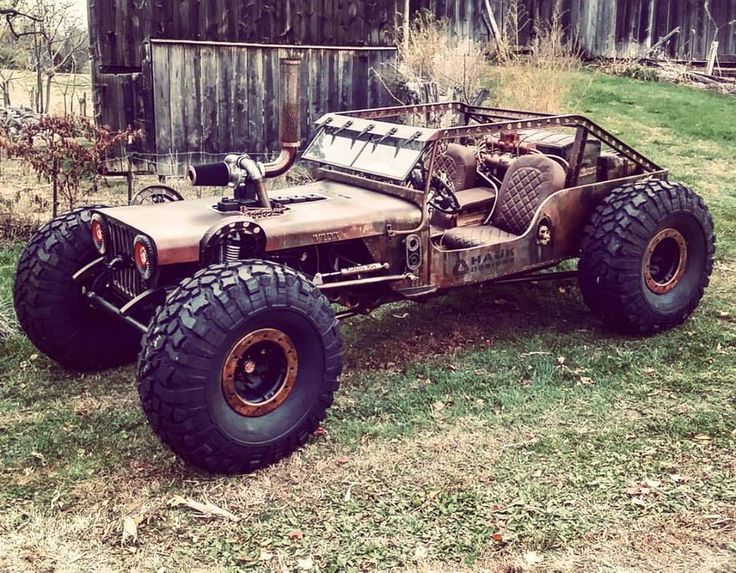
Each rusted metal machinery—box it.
[14,59,716,474]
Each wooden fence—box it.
[412,0,736,59]
[149,40,397,174]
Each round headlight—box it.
[91,214,106,254]
[133,235,156,280]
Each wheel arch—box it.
[199,219,267,265]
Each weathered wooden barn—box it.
[88,0,736,174]
[425,0,736,59]
[89,0,403,173]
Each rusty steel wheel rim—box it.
[221,328,298,417]
[643,227,688,294]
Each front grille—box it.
[105,218,144,299]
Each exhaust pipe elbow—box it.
[264,58,301,178]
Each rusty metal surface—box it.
[221,328,299,418]
[424,171,668,291]
[99,180,421,264]
[328,102,660,173]
[643,227,688,294]
[263,59,301,178]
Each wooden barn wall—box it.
[150,41,397,175]
[89,0,402,71]
[410,0,736,59]
[88,0,401,170]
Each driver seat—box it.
[441,155,566,249]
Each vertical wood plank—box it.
[152,44,173,159]
[171,45,188,166]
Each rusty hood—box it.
[99,180,421,265]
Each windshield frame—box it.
[303,115,436,182]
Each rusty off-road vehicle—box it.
[14,60,715,474]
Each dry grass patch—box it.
[488,9,583,113]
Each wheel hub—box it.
[221,328,298,417]
[643,227,688,294]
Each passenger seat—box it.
[441,155,566,249]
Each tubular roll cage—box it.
[338,101,661,187]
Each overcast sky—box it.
[72,0,87,25]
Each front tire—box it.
[579,180,715,334]
[13,207,142,371]
[137,261,343,474]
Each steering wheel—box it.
[428,171,461,214]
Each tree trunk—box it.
[45,74,53,115]
[36,67,43,113]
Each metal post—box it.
[567,126,588,187]
[127,155,133,204]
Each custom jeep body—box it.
[14,60,715,473]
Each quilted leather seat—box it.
[441,155,566,249]
[444,143,478,191]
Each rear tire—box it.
[137,260,343,474]
[578,180,715,334]
[13,207,142,371]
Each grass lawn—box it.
[0,73,735,572]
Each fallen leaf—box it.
[170,496,239,521]
[524,551,544,565]
[432,400,446,411]
[556,356,566,365]
[288,529,304,540]
[259,550,273,562]
[336,455,350,465]
[579,376,594,385]
[122,515,138,545]
[312,426,328,438]
[491,532,504,543]
[631,496,646,507]
[297,556,314,570]
[414,545,429,560]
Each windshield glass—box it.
[303,118,432,181]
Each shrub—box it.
[389,12,489,104]
[0,116,139,215]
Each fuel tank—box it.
[98,180,422,265]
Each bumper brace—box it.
[73,257,159,335]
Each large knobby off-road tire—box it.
[579,180,715,334]
[13,207,142,371]
[138,260,343,474]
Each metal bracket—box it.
[72,257,106,284]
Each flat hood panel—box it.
[99,181,421,264]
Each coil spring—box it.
[224,235,241,262]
